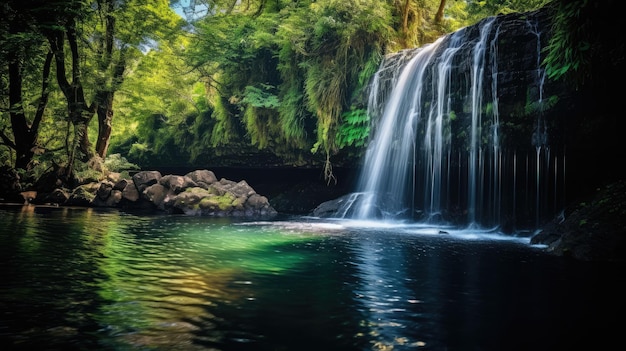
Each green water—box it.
[0,205,623,351]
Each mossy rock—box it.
[198,193,236,211]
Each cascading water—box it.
[334,12,565,232]
[349,37,447,220]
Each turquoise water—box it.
[0,205,623,350]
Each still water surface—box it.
[0,205,623,351]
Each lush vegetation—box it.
[543,0,623,89]
[3,0,586,188]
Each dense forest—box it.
[0,0,611,191]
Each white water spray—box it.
[333,13,564,231]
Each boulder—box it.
[1,168,277,218]
[42,188,70,205]
[121,180,140,202]
[132,171,162,193]
[168,180,277,217]
[96,181,114,200]
[143,183,171,210]
[113,179,128,191]
[185,170,217,189]
[530,180,626,262]
[160,174,197,194]
[66,183,98,206]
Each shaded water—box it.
[1,206,624,351]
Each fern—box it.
[542,0,591,87]
[336,108,370,148]
[241,85,280,109]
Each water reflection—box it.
[90,216,326,350]
[0,207,623,351]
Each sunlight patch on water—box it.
[236,220,350,237]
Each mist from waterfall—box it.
[334,14,565,232]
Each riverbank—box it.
[530,179,626,262]
[3,169,279,218]
[2,164,624,262]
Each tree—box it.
[0,1,54,171]
[37,0,181,177]
[109,31,211,167]
[44,4,93,174]
[91,0,182,159]
[184,0,395,181]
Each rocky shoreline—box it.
[2,165,624,263]
[530,179,626,263]
[5,169,278,217]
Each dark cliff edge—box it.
[530,179,626,263]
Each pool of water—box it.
[0,205,623,350]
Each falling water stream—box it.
[336,14,563,233]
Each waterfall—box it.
[350,37,447,220]
[333,11,564,232]
[467,17,497,227]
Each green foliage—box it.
[524,94,559,116]
[181,0,396,179]
[5,0,560,176]
[542,0,592,87]
[336,108,370,148]
[73,156,106,184]
[128,142,150,159]
[103,153,140,173]
[465,0,550,16]
[276,0,394,177]
[543,0,612,87]
[209,94,238,147]
[436,0,551,38]
[243,105,270,149]
[241,85,280,109]
[109,28,219,166]
[276,86,308,148]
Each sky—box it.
[171,0,209,20]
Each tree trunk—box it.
[435,0,446,24]
[95,91,114,158]
[402,0,411,37]
[47,23,95,172]
[8,53,34,170]
[93,1,125,160]
[6,24,53,170]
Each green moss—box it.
[199,192,237,211]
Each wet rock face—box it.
[370,8,560,153]
[530,180,626,262]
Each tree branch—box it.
[48,30,71,97]
[0,128,16,149]
[31,50,53,136]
